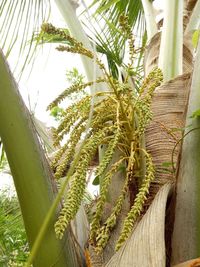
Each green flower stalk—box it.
[47,78,104,110]
[95,173,129,253]
[90,158,125,243]
[115,152,155,251]
[55,127,111,239]
[94,124,121,182]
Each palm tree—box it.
[0,0,200,266]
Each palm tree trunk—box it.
[171,32,200,265]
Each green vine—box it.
[42,15,163,253]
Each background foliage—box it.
[0,189,28,266]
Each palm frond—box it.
[0,191,28,265]
[0,0,50,76]
[80,0,147,78]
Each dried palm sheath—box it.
[146,72,191,197]
[106,183,172,267]
[144,28,192,207]
[144,32,193,77]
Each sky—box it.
[0,0,164,193]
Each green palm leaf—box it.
[0,0,50,75]
[80,0,147,78]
